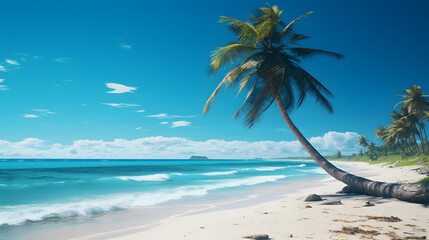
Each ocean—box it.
[0,159,328,239]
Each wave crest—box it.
[0,175,286,226]
[200,171,237,176]
[116,174,170,182]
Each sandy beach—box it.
[104,161,428,240]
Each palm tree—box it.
[391,108,424,154]
[387,119,415,155]
[374,126,391,154]
[357,135,369,154]
[203,4,429,203]
[396,86,429,151]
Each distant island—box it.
[190,156,208,159]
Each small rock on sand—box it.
[320,200,342,205]
[337,186,360,194]
[304,194,322,201]
[242,234,270,239]
[417,167,429,175]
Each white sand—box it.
[103,161,429,240]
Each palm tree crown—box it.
[203,4,343,127]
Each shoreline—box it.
[5,161,428,240]
[13,170,332,240]
[105,161,428,240]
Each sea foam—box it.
[200,170,238,176]
[0,175,286,225]
[116,173,171,182]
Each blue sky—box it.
[0,0,428,158]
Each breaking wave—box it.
[0,175,286,226]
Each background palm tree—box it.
[396,86,429,152]
[358,135,369,154]
[204,4,429,203]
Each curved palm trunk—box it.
[275,97,429,203]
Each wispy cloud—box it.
[171,121,191,128]
[0,79,8,90]
[146,113,198,119]
[147,113,169,118]
[136,110,145,113]
[106,83,137,94]
[160,121,169,125]
[33,109,55,115]
[102,103,140,108]
[21,109,55,118]
[21,114,39,118]
[120,43,132,49]
[0,65,6,72]
[54,57,70,62]
[0,131,360,159]
[5,59,20,65]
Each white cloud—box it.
[54,57,70,62]
[0,65,6,72]
[120,43,132,49]
[147,113,169,118]
[106,83,137,94]
[146,113,198,119]
[0,131,360,159]
[33,109,55,115]
[81,104,89,106]
[136,110,145,113]
[102,103,140,108]
[160,121,169,125]
[309,131,360,151]
[21,114,39,118]
[171,115,198,118]
[171,121,191,128]
[5,59,20,65]
[0,79,8,90]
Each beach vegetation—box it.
[333,151,342,159]
[415,177,429,184]
[372,86,429,156]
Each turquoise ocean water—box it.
[0,159,327,238]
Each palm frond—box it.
[243,82,273,127]
[233,76,258,119]
[279,11,313,42]
[291,63,333,112]
[288,47,344,60]
[236,69,257,96]
[250,4,283,40]
[287,34,311,45]
[204,60,257,114]
[210,43,257,75]
[219,16,259,45]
